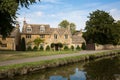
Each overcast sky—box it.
[17,0,120,30]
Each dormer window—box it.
[64,34,68,39]
[40,25,45,32]
[26,25,32,33]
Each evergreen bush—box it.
[46,45,50,51]
[64,46,69,50]
[33,46,38,51]
[39,46,44,51]
[27,46,32,51]
[76,45,81,51]
[71,45,74,51]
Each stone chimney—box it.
[16,21,20,28]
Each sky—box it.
[17,0,120,31]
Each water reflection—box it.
[84,57,120,80]
[50,68,86,80]
[70,68,86,80]
[7,56,120,80]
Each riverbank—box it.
[0,50,120,79]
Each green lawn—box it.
[0,50,78,61]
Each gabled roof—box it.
[50,28,71,36]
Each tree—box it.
[70,23,76,34]
[58,20,76,34]
[83,10,120,45]
[0,0,40,37]
[34,38,44,47]
[21,37,26,51]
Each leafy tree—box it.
[39,46,44,51]
[46,45,50,51]
[33,46,38,51]
[34,38,44,47]
[71,45,74,51]
[21,37,26,51]
[0,0,40,37]
[27,46,32,51]
[83,10,120,45]
[81,43,86,50]
[58,20,69,28]
[76,45,81,51]
[70,23,76,34]
[58,20,76,34]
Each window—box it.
[40,25,45,32]
[26,35,31,38]
[40,35,45,38]
[26,28,32,33]
[64,34,68,39]
[54,34,57,39]
[26,25,32,33]
[1,44,7,47]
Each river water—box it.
[8,56,120,80]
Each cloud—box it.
[35,11,43,17]
[109,9,120,20]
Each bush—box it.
[71,45,74,51]
[33,46,38,51]
[46,45,50,51]
[76,45,81,51]
[27,46,32,51]
[64,46,69,50]
[51,43,55,48]
[81,43,86,50]
[39,46,44,51]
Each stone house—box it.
[0,20,85,51]
[0,23,20,51]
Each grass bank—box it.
[0,50,120,79]
[0,50,78,61]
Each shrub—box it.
[64,46,69,50]
[33,46,38,51]
[27,46,32,51]
[39,46,44,51]
[46,45,50,51]
[71,45,74,51]
[51,43,55,48]
[81,43,86,50]
[76,45,81,51]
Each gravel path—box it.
[0,50,109,66]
